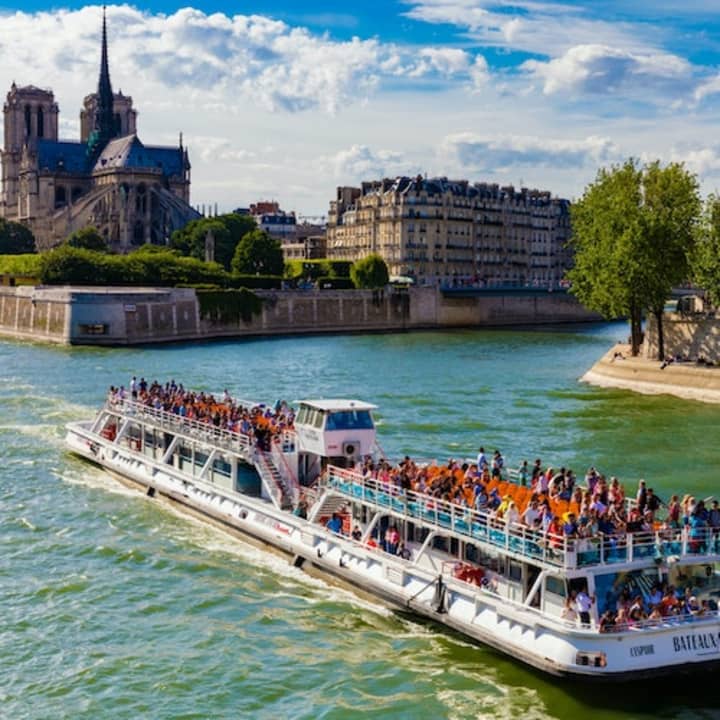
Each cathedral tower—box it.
[1,83,59,217]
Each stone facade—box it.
[327,176,572,284]
[0,11,198,251]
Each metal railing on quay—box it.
[325,466,720,570]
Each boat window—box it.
[311,410,325,429]
[325,410,373,431]
[594,569,659,615]
[178,445,192,471]
[195,451,209,471]
[545,576,566,598]
[296,406,309,425]
[509,562,523,582]
[144,429,156,448]
[213,455,232,478]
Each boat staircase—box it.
[256,450,295,511]
[308,493,350,523]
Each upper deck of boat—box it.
[324,466,720,574]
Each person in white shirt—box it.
[522,500,541,527]
[575,585,595,626]
[476,447,488,470]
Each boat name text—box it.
[673,632,720,654]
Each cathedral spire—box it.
[89,5,115,156]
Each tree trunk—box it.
[629,301,642,356]
[654,307,665,361]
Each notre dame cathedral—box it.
[0,9,199,251]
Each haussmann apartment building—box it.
[326,176,572,286]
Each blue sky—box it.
[3,1,720,214]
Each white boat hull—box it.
[65,420,720,680]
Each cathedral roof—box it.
[36,140,89,174]
[93,134,184,176]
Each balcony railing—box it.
[325,466,720,571]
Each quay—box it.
[0,285,599,346]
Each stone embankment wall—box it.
[643,311,720,363]
[0,285,599,346]
[582,343,720,403]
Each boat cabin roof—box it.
[298,399,377,413]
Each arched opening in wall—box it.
[119,182,130,207]
[133,220,144,246]
[54,186,67,209]
[71,186,83,203]
[114,113,121,136]
[37,107,44,138]
[24,105,31,138]
[136,183,146,214]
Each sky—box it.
[4,1,720,217]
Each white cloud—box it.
[442,132,619,171]
[694,74,720,104]
[403,0,657,57]
[319,144,412,182]
[0,5,482,118]
[522,44,691,96]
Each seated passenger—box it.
[326,513,343,534]
[599,609,616,633]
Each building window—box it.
[24,105,31,137]
[37,107,44,138]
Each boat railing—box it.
[325,466,720,570]
[106,398,253,456]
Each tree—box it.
[66,226,107,252]
[692,195,720,307]
[231,229,284,275]
[170,213,257,270]
[569,159,701,358]
[350,253,389,289]
[0,219,36,254]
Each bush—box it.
[66,226,107,252]
[227,274,283,289]
[0,219,36,254]
[351,254,389,289]
[0,254,42,277]
[231,229,284,275]
[39,246,228,286]
[284,259,352,280]
[315,276,355,290]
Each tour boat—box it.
[66,393,720,680]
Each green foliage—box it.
[0,219,36,254]
[315,276,355,289]
[692,195,720,307]
[231,229,284,275]
[66,226,107,252]
[284,259,352,280]
[568,158,701,357]
[170,213,257,270]
[196,289,263,324]
[39,246,227,286]
[226,274,283,289]
[350,254,389,289]
[0,254,42,277]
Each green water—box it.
[3,324,720,719]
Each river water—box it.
[3,323,720,719]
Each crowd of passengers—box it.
[355,447,720,548]
[590,580,720,632]
[108,378,294,451]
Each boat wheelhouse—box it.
[66,390,720,680]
